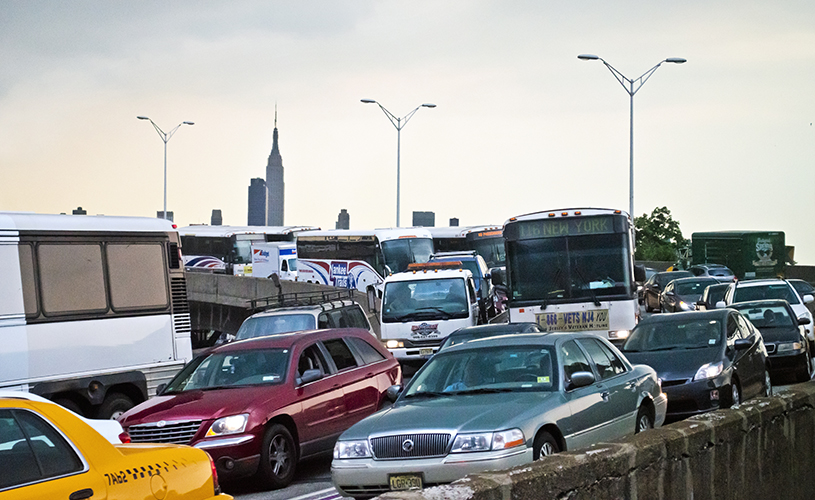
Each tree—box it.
[634,207,689,262]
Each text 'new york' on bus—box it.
[497,208,644,345]
[428,225,506,268]
[0,212,192,419]
[296,228,434,293]
[179,224,319,276]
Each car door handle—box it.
[601,391,610,402]
[69,489,94,500]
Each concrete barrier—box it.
[376,383,815,500]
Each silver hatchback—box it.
[331,331,666,498]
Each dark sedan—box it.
[696,283,730,311]
[642,271,694,313]
[438,322,543,350]
[729,300,813,383]
[659,277,720,313]
[118,328,401,490]
[621,310,771,423]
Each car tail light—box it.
[207,453,221,495]
[118,431,131,444]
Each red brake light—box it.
[118,431,131,444]
[208,453,221,495]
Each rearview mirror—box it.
[734,338,752,350]
[715,301,727,309]
[803,294,814,305]
[569,371,595,389]
[634,264,646,283]
[156,383,167,396]
[490,268,506,287]
[366,285,378,314]
[386,384,402,402]
[299,369,322,385]
[799,316,812,326]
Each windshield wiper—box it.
[415,306,453,319]
[541,267,564,310]
[572,265,601,306]
[448,387,514,395]
[403,391,449,399]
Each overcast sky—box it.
[2,1,815,261]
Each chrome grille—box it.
[127,420,202,444]
[371,433,451,459]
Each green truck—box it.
[691,231,786,280]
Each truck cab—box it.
[379,261,479,363]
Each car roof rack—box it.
[249,289,356,313]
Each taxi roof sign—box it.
[407,261,463,272]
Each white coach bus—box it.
[179,224,319,275]
[499,208,645,344]
[296,228,434,292]
[0,212,192,418]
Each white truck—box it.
[378,261,479,363]
[247,241,298,281]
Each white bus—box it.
[0,212,192,418]
[296,228,434,292]
[500,208,643,344]
[428,224,506,268]
[179,225,319,275]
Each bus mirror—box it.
[384,265,393,276]
[366,285,378,313]
[490,268,506,286]
[634,264,646,283]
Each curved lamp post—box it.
[137,116,194,220]
[361,100,436,227]
[577,54,686,218]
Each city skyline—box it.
[2,2,815,261]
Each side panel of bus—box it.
[298,259,383,292]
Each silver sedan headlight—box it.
[776,341,805,353]
[334,440,372,459]
[205,413,248,437]
[450,428,525,453]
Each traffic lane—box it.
[227,453,341,500]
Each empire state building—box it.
[265,112,285,226]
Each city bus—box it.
[429,225,506,268]
[0,212,192,418]
[500,208,643,344]
[179,224,319,275]
[296,228,434,292]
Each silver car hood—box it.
[342,391,561,440]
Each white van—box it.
[379,262,479,363]
[248,242,298,281]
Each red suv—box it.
[118,328,401,490]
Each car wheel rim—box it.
[638,414,652,432]
[540,442,556,457]
[732,384,740,406]
[765,371,772,396]
[269,434,292,476]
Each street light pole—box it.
[577,55,686,218]
[361,99,436,227]
[136,116,194,220]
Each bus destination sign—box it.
[513,215,620,240]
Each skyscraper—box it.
[336,209,350,229]
[248,177,266,226]
[266,108,285,226]
[413,211,435,227]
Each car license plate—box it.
[536,309,609,332]
[419,348,434,357]
[389,473,423,491]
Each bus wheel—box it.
[98,393,134,420]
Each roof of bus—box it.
[426,225,502,238]
[0,211,177,232]
[296,227,432,242]
[504,207,630,224]
[177,225,320,237]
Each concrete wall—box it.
[377,383,815,500]
[186,273,381,338]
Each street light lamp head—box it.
[360,99,377,104]
[421,103,436,108]
[183,121,195,125]
[665,57,687,64]
[577,54,600,61]
[137,116,150,120]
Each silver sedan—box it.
[331,331,666,499]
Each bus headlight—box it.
[609,330,629,340]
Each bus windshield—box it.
[381,238,434,274]
[468,235,505,268]
[507,232,632,302]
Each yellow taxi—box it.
[0,398,232,500]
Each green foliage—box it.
[634,207,689,262]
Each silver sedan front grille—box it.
[371,433,451,459]
[127,420,203,444]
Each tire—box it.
[729,380,741,407]
[532,431,560,460]
[796,350,813,383]
[257,424,297,489]
[98,393,134,420]
[763,368,773,397]
[635,405,654,433]
[53,397,84,417]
